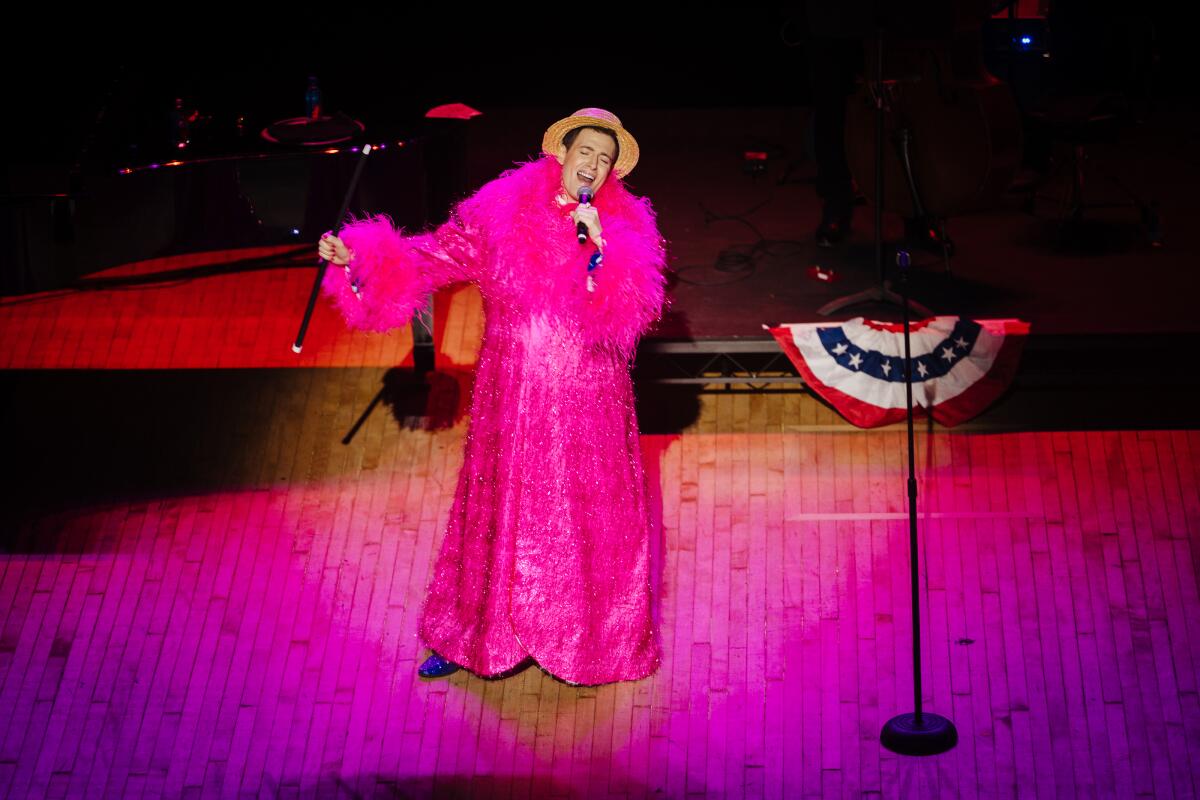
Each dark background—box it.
[1,4,1191,293]
[8,4,1190,168]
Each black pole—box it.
[902,246,921,724]
[816,28,932,318]
[292,143,374,354]
[880,248,958,756]
[874,29,885,289]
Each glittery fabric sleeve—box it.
[320,213,484,333]
[579,199,668,354]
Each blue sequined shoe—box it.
[418,652,460,678]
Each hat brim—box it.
[542,115,639,178]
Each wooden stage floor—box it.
[2,258,1199,798]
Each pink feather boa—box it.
[322,154,668,354]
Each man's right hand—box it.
[318,233,352,266]
[569,205,605,251]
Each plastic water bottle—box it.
[171,97,190,149]
[305,76,322,119]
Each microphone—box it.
[576,185,593,245]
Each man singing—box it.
[319,108,667,685]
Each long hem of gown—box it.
[434,654,660,687]
[419,626,660,687]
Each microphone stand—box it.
[818,28,932,318]
[879,248,957,756]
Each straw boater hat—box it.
[542,108,640,178]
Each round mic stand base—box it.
[881,712,958,756]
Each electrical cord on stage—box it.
[673,196,807,287]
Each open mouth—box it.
[576,169,596,185]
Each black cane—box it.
[292,143,373,354]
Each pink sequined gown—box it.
[321,155,667,684]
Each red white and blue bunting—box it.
[768,317,1030,428]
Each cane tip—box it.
[292,344,302,354]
